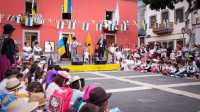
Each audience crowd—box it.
[110,43,200,79]
[0,62,116,112]
[0,24,200,112]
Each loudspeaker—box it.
[94,57,107,64]
[71,56,83,65]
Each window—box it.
[24,31,39,48]
[161,11,169,23]
[25,0,37,15]
[62,13,71,20]
[149,15,157,28]
[105,11,113,20]
[175,8,184,23]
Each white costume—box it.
[33,46,42,61]
[23,46,32,60]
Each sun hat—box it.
[8,98,39,112]
[57,71,71,79]
[3,24,15,34]
[6,77,22,91]
[70,76,84,84]
[87,87,112,106]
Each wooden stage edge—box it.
[60,64,120,72]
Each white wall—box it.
[145,0,191,41]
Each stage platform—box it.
[60,64,120,72]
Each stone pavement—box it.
[71,71,200,112]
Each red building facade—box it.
[0,0,137,54]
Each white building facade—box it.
[144,0,192,50]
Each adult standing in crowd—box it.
[0,24,16,81]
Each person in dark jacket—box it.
[1,24,16,64]
[0,24,16,81]
[97,35,106,59]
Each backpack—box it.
[70,97,84,112]
[48,87,73,112]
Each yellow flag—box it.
[85,33,94,55]
[67,34,72,44]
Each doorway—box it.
[23,30,40,48]
[104,33,116,47]
[60,33,74,59]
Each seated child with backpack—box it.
[47,71,72,112]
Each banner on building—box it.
[14,16,21,23]
[82,22,89,31]
[63,0,72,19]
[0,15,2,23]
[68,21,75,29]
[96,23,102,31]
[108,24,115,31]
[121,21,128,32]
[57,20,64,29]
[25,16,33,27]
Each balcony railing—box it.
[153,22,174,35]
[102,20,118,33]
[20,14,44,27]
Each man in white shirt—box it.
[33,42,42,61]
[23,42,32,60]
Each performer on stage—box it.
[71,37,80,59]
[83,43,90,64]
[97,35,106,59]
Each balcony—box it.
[153,22,174,35]
[102,20,118,33]
[20,14,44,27]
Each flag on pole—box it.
[25,16,33,26]
[32,0,36,15]
[57,33,66,56]
[108,24,115,31]
[85,33,94,55]
[121,21,128,32]
[7,15,12,21]
[96,23,102,31]
[14,16,21,23]
[67,34,72,52]
[82,22,89,31]
[57,20,64,29]
[133,20,138,28]
[68,21,75,29]
[113,0,120,25]
[0,16,1,23]
[64,0,72,13]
